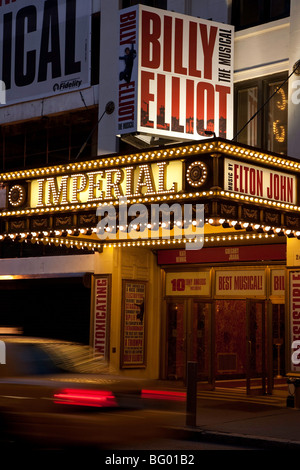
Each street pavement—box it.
[142,379,300,450]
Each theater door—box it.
[246,299,267,395]
[164,299,213,384]
[165,298,273,392]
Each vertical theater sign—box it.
[118,5,234,141]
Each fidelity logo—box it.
[53,79,83,92]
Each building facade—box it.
[0,0,300,391]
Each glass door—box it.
[166,300,186,380]
[246,300,267,395]
[272,303,285,379]
[165,300,212,383]
[188,301,213,383]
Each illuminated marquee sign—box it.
[224,158,297,204]
[118,5,234,141]
[24,160,183,209]
[2,140,300,252]
[0,0,91,105]
[3,148,215,211]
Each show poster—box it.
[0,0,91,105]
[118,5,234,140]
[121,280,146,368]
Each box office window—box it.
[235,73,288,155]
[232,0,290,31]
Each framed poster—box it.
[90,274,111,360]
[120,280,147,368]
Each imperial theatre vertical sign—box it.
[118,5,234,140]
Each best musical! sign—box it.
[118,5,234,141]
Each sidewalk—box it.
[144,380,300,449]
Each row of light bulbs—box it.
[0,232,203,251]
[0,144,211,182]
[208,217,300,238]
[3,185,300,219]
[1,220,300,251]
[1,190,213,218]
[218,189,300,212]
[218,143,300,171]
[1,140,299,185]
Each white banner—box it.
[0,0,91,105]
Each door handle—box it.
[248,340,252,356]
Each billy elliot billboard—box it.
[0,0,91,105]
[118,5,234,141]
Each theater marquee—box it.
[0,139,300,250]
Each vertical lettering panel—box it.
[118,6,138,134]
[290,271,300,373]
[92,274,111,360]
[137,5,234,141]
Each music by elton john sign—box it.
[118,5,234,141]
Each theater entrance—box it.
[165,299,213,384]
[164,298,274,393]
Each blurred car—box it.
[0,336,161,449]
